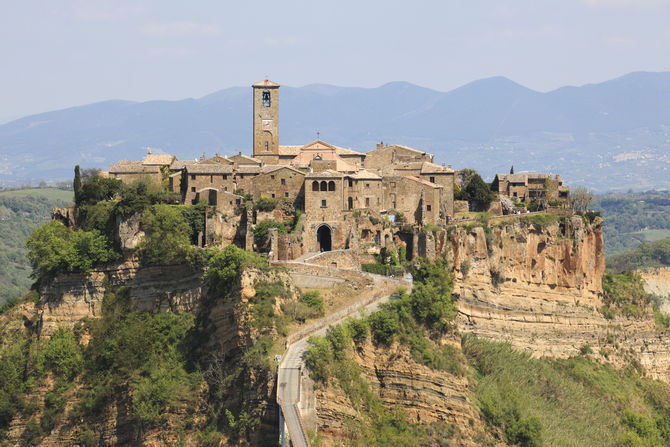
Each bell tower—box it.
[252,79,280,162]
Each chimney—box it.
[376,142,383,150]
[442,162,446,167]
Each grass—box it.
[464,336,670,447]
[0,188,73,202]
[628,229,670,243]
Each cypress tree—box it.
[73,165,82,205]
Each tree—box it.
[26,221,116,279]
[458,168,478,187]
[463,174,495,206]
[571,187,593,212]
[137,204,191,265]
[73,165,82,205]
[510,166,514,174]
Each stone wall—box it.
[303,249,362,270]
[251,167,305,203]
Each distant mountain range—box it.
[1,71,670,191]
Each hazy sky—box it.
[1,0,669,123]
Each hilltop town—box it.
[99,79,570,263]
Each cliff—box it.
[2,257,300,446]
[312,215,670,446]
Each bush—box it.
[76,175,122,206]
[601,271,651,318]
[38,327,83,381]
[205,245,266,295]
[137,204,191,265]
[254,196,278,212]
[368,308,399,345]
[26,221,117,279]
[252,220,286,247]
[300,291,324,315]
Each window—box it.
[271,175,274,180]
[264,142,268,152]
[328,181,336,191]
[377,197,380,205]
[271,193,275,198]
[210,175,213,183]
[513,192,517,197]
[312,181,319,191]
[236,199,241,205]
[281,178,285,185]
[191,187,195,192]
[223,174,227,180]
[429,176,435,183]
[285,192,289,197]
[348,197,353,210]
[320,181,327,191]
[427,205,432,212]
[365,197,370,207]
[348,179,353,187]
[262,90,271,107]
[390,182,396,188]
[365,183,370,188]
[191,174,196,180]
[321,199,327,208]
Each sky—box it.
[1,0,670,124]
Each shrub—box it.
[137,204,191,265]
[205,244,266,295]
[521,213,558,227]
[300,291,324,315]
[369,308,399,345]
[252,220,286,247]
[39,327,83,381]
[76,174,122,206]
[254,196,278,212]
[26,221,117,279]
[601,271,651,318]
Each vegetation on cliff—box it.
[464,335,670,447]
[305,258,462,445]
[0,188,72,305]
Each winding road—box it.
[276,267,411,447]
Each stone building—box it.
[344,170,383,212]
[382,176,442,225]
[492,173,569,204]
[108,161,161,184]
[251,165,305,205]
[387,161,455,218]
[363,143,433,171]
[183,163,234,204]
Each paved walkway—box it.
[276,266,410,447]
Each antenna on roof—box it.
[316,131,320,140]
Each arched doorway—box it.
[316,224,332,252]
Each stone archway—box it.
[316,224,332,252]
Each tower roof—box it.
[252,79,280,88]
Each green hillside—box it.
[592,191,670,256]
[0,188,72,305]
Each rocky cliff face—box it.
[38,259,204,337]
[314,215,670,446]
[314,337,492,446]
[4,259,300,446]
[449,216,670,381]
